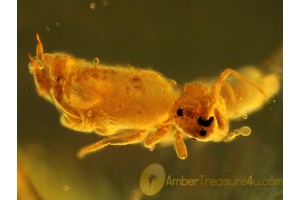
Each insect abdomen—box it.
[66,63,179,129]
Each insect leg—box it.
[60,114,95,133]
[174,131,187,160]
[211,107,229,142]
[144,124,170,151]
[77,130,148,159]
[221,81,237,104]
[52,84,81,120]
[28,54,53,99]
[223,130,241,142]
[212,68,265,101]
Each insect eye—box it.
[199,130,207,136]
[177,108,183,117]
[197,116,214,127]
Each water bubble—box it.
[93,57,100,64]
[45,26,50,31]
[242,114,248,120]
[240,126,251,136]
[90,2,96,10]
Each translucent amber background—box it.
[18,0,282,199]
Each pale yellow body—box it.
[55,56,179,134]
[29,34,281,159]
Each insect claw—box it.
[35,33,44,59]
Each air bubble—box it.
[242,114,248,120]
[240,126,251,136]
[90,2,96,10]
[63,185,70,192]
[55,22,60,27]
[93,57,100,64]
[45,26,50,31]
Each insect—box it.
[28,34,280,159]
[147,174,158,190]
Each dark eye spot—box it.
[199,130,207,136]
[177,108,183,117]
[197,116,214,127]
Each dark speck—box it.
[177,108,183,116]
[199,130,207,136]
[198,116,214,127]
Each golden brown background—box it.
[18,0,282,199]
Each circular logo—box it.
[139,163,166,196]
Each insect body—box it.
[29,34,280,159]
